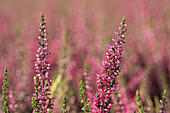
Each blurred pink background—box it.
[0,0,169,112]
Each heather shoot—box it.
[2,67,10,113]
[159,89,168,113]
[80,80,91,112]
[93,17,127,113]
[136,90,144,113]
[62,95,67,113]
[32,12,54,113]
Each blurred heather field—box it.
[0,0,170,113]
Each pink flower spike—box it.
[32,12,53,113]
[93,17,127,112]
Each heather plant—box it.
[136,90,144,113]
[62,95,67,113]
[32,12,54,113]
[93,17,127,113]
[83,64,93,104]
[80,80,91,112]
[2,67,10,113]
[159,89,168,113]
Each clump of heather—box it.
[32,12,54,113]
[2,67,10,113]
[93,17,127,113]
[80,80,91,112]
[136,90,144,113]
[159,89,168,113]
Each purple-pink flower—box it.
[93,17,127,113]
[32,12,54,113]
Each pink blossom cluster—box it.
[93,17,127,113]
[32,13,54,113]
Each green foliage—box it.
[2,67,10,113]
